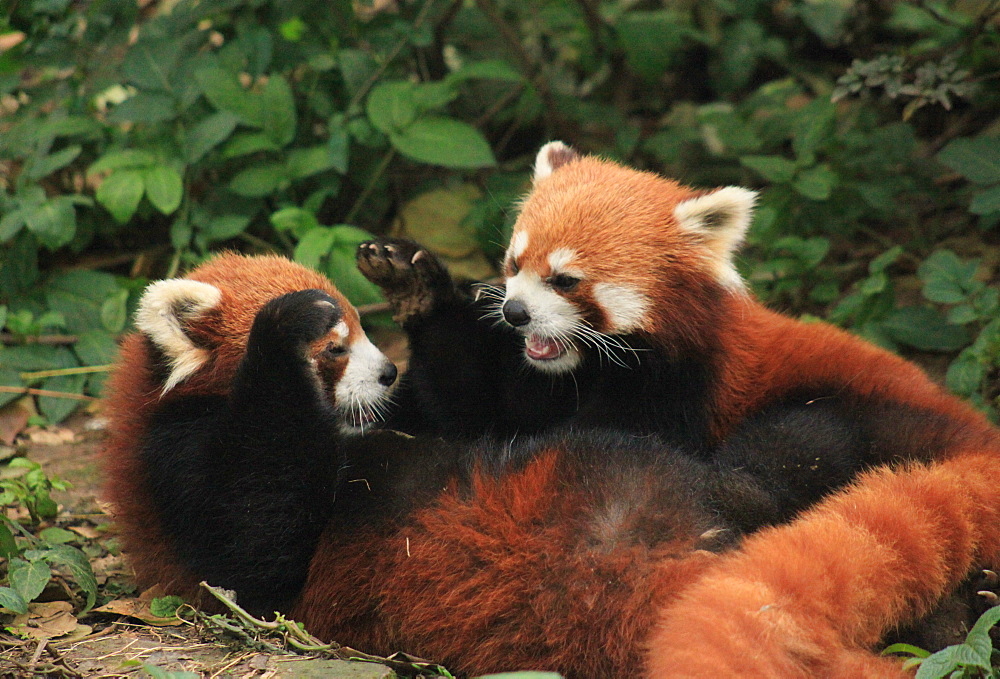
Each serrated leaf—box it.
[143,166,184,215]
[0,587,28,614]
[937,136,1000,185]
[9,557,51,604]
[389,116,495,169]
[740,155,797,183]
[184,112,239,163]
[260,74,296,146]
[44,545,97,611]
[914,645,964,679]
[96,169,145,223]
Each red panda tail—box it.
[646,451,1000,678]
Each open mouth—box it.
[525,334,569,361]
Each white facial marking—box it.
[135,279,222,393]
[508,230,529,261]
[533,141,571,182]
[593,282,650,334]
[504,270,583,374]
[336,335,394,434]
[547,248,582,277]
[332,320,349,341]
[674,186,757,291]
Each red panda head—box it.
[132,253,395,433]
[500,141,757,373]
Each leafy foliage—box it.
[884,605,1000,678]
[2,0,1000,423]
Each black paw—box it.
[356,239,454,324]
[253,289,342,347]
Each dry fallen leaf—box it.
[26,426,76,446]
[10,601,81,640]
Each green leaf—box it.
[0,209,25,242]
[327,114,350,174]
[286,145,339,180]
[9,557,51,604]
[389,116,495,169]
[947,304,977,325]
[0,520,18,560]
[24,197,76,250]
[616,10,694,81]
[201,214,251,243]
[869,246,903,275]
[324,225,384,306]
[143,166,184,215]
[937,136,1000,185]
[293,226,336,270]
[88,149,157,175]
[39,373,86,423]
[194,66,263,127]
[96,169,146,223]
[0,587,28,615]
[122,38,182,92]
[260,74,296,146]
[970,184,1000,215]
[919,250,978,304]
[184,112,239,163]
[39,527,77,545]
[44,544,97,611]
[881,642,931,658]
[45,271,121,334]
[149,595,185,618]
[271,207,319,238]
[107,92,176,124]
[882,306,970,352]
[740,155,797,183]
[27,145,82,180]
[228,164,287,197]
[221,132,281,158]
[100,289,130,333]
[793,164,837,201]
[792,100,835,162]
[367,81,418,134]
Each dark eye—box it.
[508,259,520,276]
[548,274,580,292]
[322,342,348,359]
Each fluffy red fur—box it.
[648,451,1000,677]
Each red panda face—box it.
[133,254,395,434]
[499,142,757,373]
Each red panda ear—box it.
[533,141,580,182]
[674,186,757,289]
[135,279,221,393]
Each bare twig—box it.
[1,333,79,346]
[20,365,111,381]
[0,386,96,401]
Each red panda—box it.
[103,252,1000,678]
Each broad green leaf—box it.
[0,368,18,409]
[389,116,495,169]
[869,246,903,274]
[412,81,457,110]
[100,289,130,333]
[947,304,977,325]
[24,197,76,250]
[0,209,25,242]
[367,81,418,134]
[9,557,51,604]
[228,164,287,197]
[970,184,1000,215]
[793,164,837,201]
[740,155,797,183]
[40,373,87,423]
[324,225,384,306]
[96,169,145,223]
[201,214,251,243]
[122,38,182,92]
[143,166,184,215]
[88,149,156,175]
[286,145,338,180]
[338,49,378,98]
[39,527,77,545]
[0,587,28,615]
[918,250,978,304]
[882,306,970,352]
[327,121,349,175]
[184,112,239,163]
[271,207,319,238]
[792,99,835,162]
[260,74,296,146]
[149,595,185,618]
[46,271,121,334]
[107,92,176,124]
[293,226,336,270]
[937,136,1000,185]
[194,66,263,127]
[221,132,281,158]
[27,145,82,180]
[0,520,17,559]
[44,544,97,611]
[446,59,523,84]
[881,643,931,658]
[74,330,120,370]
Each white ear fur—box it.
[674,186,757,290]
[135,279,221,393]
[533,141,579,182]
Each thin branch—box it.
[20,365,111,381]
[1,333,79,346]
[0,386,96,401]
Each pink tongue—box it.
[525,335,563,360]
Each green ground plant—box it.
[885,605,1000,678]
[1,0,999,425]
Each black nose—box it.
[378,361,398,386]
[502,299,531,327]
